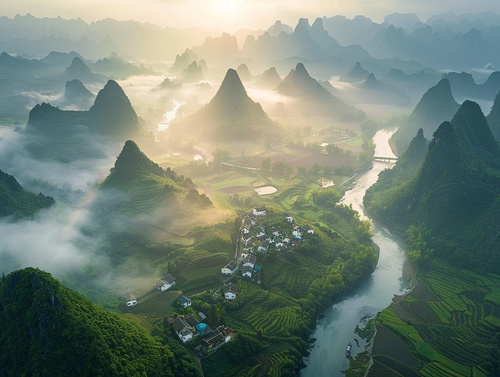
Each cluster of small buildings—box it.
[240,208,314,254]
[170,313,233,353]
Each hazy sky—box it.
[3,0,500,31]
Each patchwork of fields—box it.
[368,260,500,377]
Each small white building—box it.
[242,265,253,278]
[125,294,137,307]
[224,282,238,300]
[156,274,176,291]
[252,208,267,216]
[171,317,194,343]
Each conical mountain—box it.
[100,140,211,208]
[64,57,99,82]
[395,128,428,171]
[256,66,282,89]
[178,68,275,140]
[0,169,54,218]
[236,63,254,81]
[276,63,364,120]
[102,140,165,186]
[390,78,460,155]
[365,100,500,272]
[62,79,95,109]
[486,89,500,142]
[341,62,369,82]
[181,61,203,83]
[0,268,189,376]
[88,80,140,138]
[362,73,381,89]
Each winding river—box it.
[301,129,409,377]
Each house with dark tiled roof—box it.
[221,260,238,275]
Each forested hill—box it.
[100,139,211,209]
[365,100,500,272]
[0,169,54,219]
[0,268,198,377]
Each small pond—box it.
[254,186,277,195]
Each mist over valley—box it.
[1,4,500,376]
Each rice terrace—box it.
[366,260,500,377]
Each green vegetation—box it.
[0,168,54,218]
[365,260,500,377]
[0,268,199,377]
[365,101,500,273]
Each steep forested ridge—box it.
[0,169,54,218]
[365,101,500,272]
[390,79,460,155]
[0,268,198,377]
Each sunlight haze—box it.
[3,0,500,31]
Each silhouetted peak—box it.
[295,18,310,33]
[109,140,164,181]
[294,62,310,78]
[363,73,379,88]
[345,62,369,81]
[65,79,90,95]
[67,57,89,71]
[91,80,131,109]
[413,79,458,115]
[213,68,248,100]
[311,17,325,31]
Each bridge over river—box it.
[373,156,398,162]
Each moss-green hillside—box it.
[0,268,199,377]
[0,169,54,219]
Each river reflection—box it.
[301,129,408,377]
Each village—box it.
[124,207,317,356]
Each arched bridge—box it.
[373,156,398,162]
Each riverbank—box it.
[302,146,409,377]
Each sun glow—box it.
[214,0,238,13]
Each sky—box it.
[3,0,500,31]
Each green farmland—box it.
[364,260,500,377]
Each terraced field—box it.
[368,260,500,377]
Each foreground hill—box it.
[365,100,500,272]
[174,68,277,141]
[0,268,198,377]
[0,169,54,219]
[390,79,460,155]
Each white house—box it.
[285,215,294,223]
[242,265,253,278]
[252,208,267,216]
[171,317,194,343]
[156,274,176,291]
[221,260,238,275]
[224,282,238,300]
[125,294,137,307]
